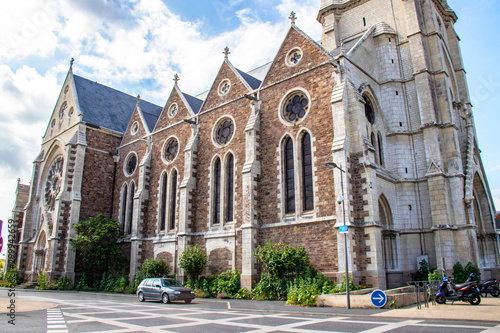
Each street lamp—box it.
[326,161,350,309]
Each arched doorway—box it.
[379,195,401,288]
[33,231,47,276]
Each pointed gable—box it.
[199,59,260,112]
[73,75,162,133]
[261,25,333,87]
[154,85,202,131]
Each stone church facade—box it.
[9,0,499,289]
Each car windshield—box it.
[161,279,183,287]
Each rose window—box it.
[44,157,64,211]
[164,139,179,162]
[215,119,234,145]
[284,93,309,122]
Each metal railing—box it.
[407,280,441,309]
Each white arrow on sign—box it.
[373,294,384,303]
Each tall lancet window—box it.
[284,137,295,213]
[121,184,128,230]
[226,154,234,222]
[169,170,177,230]
[213,158,221,224]
[159,172,168,231]
[127,182,135,235]
[302,133,314,211]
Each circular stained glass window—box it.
[215,118,234,146]
[286,48,302,66]
[164,138,179,162]
[168,103,178,118]
[59,102,68,119]
[44,157,64,211]
[284,92,309,122]
[218,79,231,96]
[125,153,137,176]
[364,96,375,124]
[131,122,139,135]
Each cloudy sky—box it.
[1,0,499,258]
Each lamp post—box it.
[326,161,350,309]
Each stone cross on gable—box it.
[223,46,230,59]
[136,94,140,107]
[289,11,297,25]
[173,73,180,85]
[70,58,74,69]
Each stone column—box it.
[241,98,260,290]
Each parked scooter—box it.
[436,275,481,305]
[466,275,500,297]
[478,278,499,297]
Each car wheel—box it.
[162,293,170,304]
[185,299,192,304]
[138,292,145,302]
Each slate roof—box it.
[182,92,203,114]
[142,111,161,132]
[236,69,261,90]
[73,75,163,133]
[330,36,361,58]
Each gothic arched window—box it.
[159,172,168,231]
[377,132,384,166]
[284,137,295,213]
[121,184,128,230]
[302,133,314,211]
[213,158,221,224]
[364,96,375,124]
[226,154,234,222]
[127,182,135,235]
[169,170,178,230]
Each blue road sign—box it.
[371,289,387,308]
[339,225,348,233]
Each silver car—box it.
[137,278,195,304]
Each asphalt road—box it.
[1,290,499,332]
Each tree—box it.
[178,244,207,283]
[70,214,126,277]
[134,258,170,287]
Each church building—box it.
[9,0,499,289]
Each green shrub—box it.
[464,262,480,282]
[178,245,207,285]
[134,258,171,287]
[428,269,443,282]
[286,278,319,306]
[57,275,71,290]
[209,269,241,297]
[76,272,93,291]
[414,259,429,281]
[36,271,50,290]
[4,266,20,287]
[453,262,467,283]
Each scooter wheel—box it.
[436,295,446,304]
[469,294,481,305]
[491,289,499,297]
